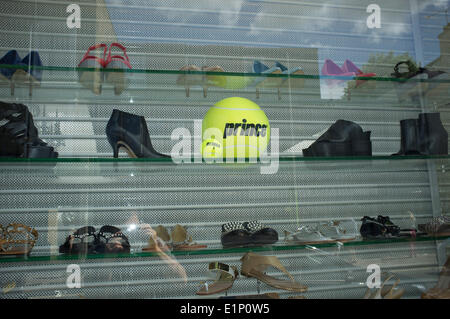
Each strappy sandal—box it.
[221,221,278,248]
[317,220,357,243]
[95,225,130,254]
[383,278,405,299]
[0,223,38,256]
[196,262,239,295]
[142,225,172,252]
[284,224,336,245]
[176,65,203,97]
[78,43,107,95]
[240,252,308,292]
[171,224,207,251]
[59,226,99,255]
[421,256,450,299]
[363,274,405,299]
[104,43,132,95]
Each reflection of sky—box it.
[105,0,449,68]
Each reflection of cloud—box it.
[163,0,244,27]
[417,0,448,12]
[248,2,334,35]
[249,11,265,35]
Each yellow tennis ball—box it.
[201,138,223,159]
[201,97,270,159]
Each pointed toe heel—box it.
[105,109,170,159]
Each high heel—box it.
[4,50,42,97]
[0,50,22,95]
[176,65,202,97]
[78,44,107,95]
[104,43,132,95]
[105,109,170,159]
[302,120,372,157]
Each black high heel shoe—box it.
[302,120,372,157]
[105,109,170,158]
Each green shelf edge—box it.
[1,64,449,83]
[0,154,449,163]
[1,235,448,264]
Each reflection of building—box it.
[427,23,450,72]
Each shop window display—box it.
[0,0,449,301]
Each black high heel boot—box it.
[418,113,448,155]
[393,119,422,155]
[105,109,170,158]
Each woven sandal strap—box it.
[222,221,245,233]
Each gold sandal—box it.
[0,223,38,255]
[142,225,172,252]
[240,252,308,292]
[196,262,238,295]
[171,224,207,251]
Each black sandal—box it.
[360,215,418,239]
[59,226,99,255]
[95,225,130,254]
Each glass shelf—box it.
[0,64,448,108]
[0,235,448,264]
[1,154,450,163]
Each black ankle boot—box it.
[393,119,422,155]
[303,120,371,157]
[418,113,448,155]
[0,101,58,158]
[105,109,170,158]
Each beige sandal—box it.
[176,65,203,97]
[196,262,238,295]
[240,252,308,292]
[421,257,450,299]
[142,225,172,252]
[363,274,405,299]
[0,223,38,255]
[171,224,207,251]
[201,65,225,98]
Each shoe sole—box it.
[105,60,129,95]
[78,59,104,95]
